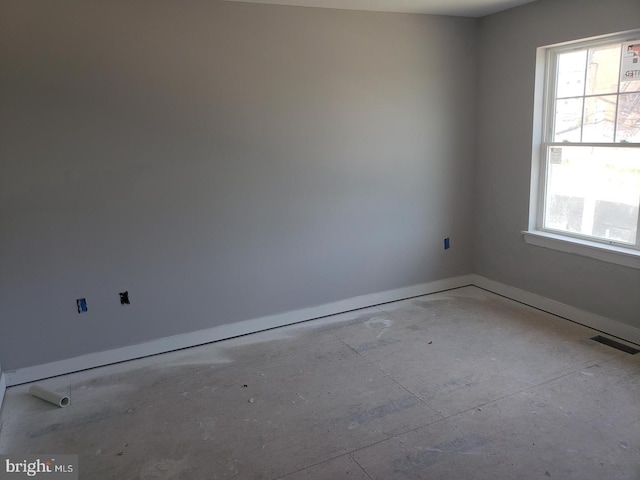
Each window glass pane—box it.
[585,44,621,95]
[557,50,586,98]
[582,95,616,142]
[620,79,640,93]
[554,98,583,142]
[620,41,640,93]
[616,93,640,143]
[544,146,640,244]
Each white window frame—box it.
[525,30,640,270]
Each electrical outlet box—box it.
[444,238,450,250]
[77,298,87,313]
[119,291,130,305]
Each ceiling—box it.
[223,0,540,18]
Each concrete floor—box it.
[1,286,639,479]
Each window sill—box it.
[522,230,640,270]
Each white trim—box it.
[545,142,640,148]
[7,273,639,387]
[523,230,640,269]
[5,275,475,386]
[531,30,640,252]
[471,274,640,347]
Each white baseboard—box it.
[5,274,475,386]
[7,273,637,387]
[471,274,640,347]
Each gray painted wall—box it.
[475,0,640,326]
[0,1,477,370]
[0,362,4,411]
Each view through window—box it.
[541,33,640,248]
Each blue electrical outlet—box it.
[77,298,87,313]
[444,238,450,250]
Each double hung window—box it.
[536,32,640,252]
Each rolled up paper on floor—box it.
[29,384,70,408]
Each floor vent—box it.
[591,336,640,355]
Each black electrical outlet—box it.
[119,291,130,305]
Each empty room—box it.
[0,0,639,478]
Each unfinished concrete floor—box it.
[1,286,639,479]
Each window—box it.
[527,31,640,266]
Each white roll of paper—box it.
[29,384,70,408]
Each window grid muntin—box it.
[540,32,640,249]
